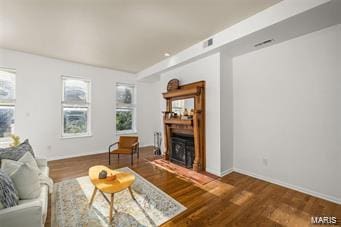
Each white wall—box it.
[233,25,341,203]
[220,53,234,174]
[160,53,222,176]
[155,25,340,203]
[136,80,161,147]
[0,48,158,160]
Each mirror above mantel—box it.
[162,80,206,172]
[171,98,195,118]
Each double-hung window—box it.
[0,68,15,142]
[62,76,91,138]
[116,83,136,134]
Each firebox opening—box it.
[170,133,194,169]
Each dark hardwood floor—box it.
[46,147,340,226]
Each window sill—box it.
[61,133,93,139]
[116,131,137,136]
[0,140,11,148]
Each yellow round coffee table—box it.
[88,165,135,223]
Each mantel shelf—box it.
[163,87,199,99]
[164,118,193,126]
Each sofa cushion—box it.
[0,169,19,209]
[0,140,35,163]
[1,160,41,200]
[19,184,48,223]
[17,152,39,172]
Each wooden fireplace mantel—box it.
[162,80,205,172]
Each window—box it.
[62,76,91,137]
[116,83,136,134]
[0,69,15,141]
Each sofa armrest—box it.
[36,158,48,167]
[0,200,43,227]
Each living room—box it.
[0,0,340,226]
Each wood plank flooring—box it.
[46,147,340,226]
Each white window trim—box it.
[61,76,92,138]
[115,83,137,135]
[0,68,16,145]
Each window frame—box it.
[115,83,137,135]
[0,68,16,144]
[61,76,92,138]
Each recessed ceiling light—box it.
[164,52,170,57]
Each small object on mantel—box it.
[189,109,194,117]
[183,108,188,116]
[167,79,180,91]
[98,170,107,179]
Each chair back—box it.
[119,136,138,149]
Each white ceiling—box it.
[0,0,281,73]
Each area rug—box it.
[146,157,219,185]
[51,167,186,227]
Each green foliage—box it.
[116,111,132,131]
[64,121,87,134]
[64,110,87,134]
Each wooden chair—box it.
[108,136,139,165]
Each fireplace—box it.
[170,134,194,169]
[162,80,205,171]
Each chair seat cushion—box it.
[111,148,132,154]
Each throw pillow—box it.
[0,169,19,209]
[1,160,41,200]
[0,159,19,176]
[0,139,35,163]
[18,152,40,172]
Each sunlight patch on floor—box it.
[230,190,254,206]
[201,180,235,196]
[269,203,311,227]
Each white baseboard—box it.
[206,167,233,177]
[234,168,341,205]
[47,149,105,161]
[220,168,234,177]
[140,144,154,148]
[47,144,154,161]
[205,167,221,176]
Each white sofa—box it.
[0,159,49,227]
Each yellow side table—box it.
[88,165,135,223]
